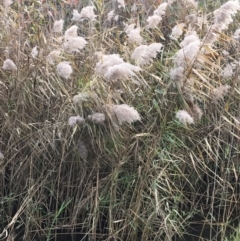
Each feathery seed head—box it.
[68,116,85,127]
[153,2,168,16]
[131,43,163,66]
[31,46,39,58]
[104,63,141,82]
[146,15,162,29]
[222,63,235,79]
[204,1,240,45]
[64,25,78,39]
[169,67,185,83]
[211,85,231,102]
[107,10,115,21]
[105,104,141,126]
[76,6,96,21]
[57,62,73,79]
[117,0,126,8]
[176,110,194,125]
[71,9,81,22]
[95,54,124,77]
[63,36,87,53]
[180,34,200,48]
[127,28,143,45]
[2,59,17,71]
[114,15,119,21]
[72,92,90,104]
[174,40,201,68]
[53,19,64,33]
[3,0,13,7]
[88,113,106,124]
[170,23,186,40]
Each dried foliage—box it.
[1,0,240,241]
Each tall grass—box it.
[0,0,240,240]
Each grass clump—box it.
[1,0,240,240]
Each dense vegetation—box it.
[1,0,240,240]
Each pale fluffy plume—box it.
[233,28,240,41]
[53,19,64,33]
[105,104,141,125]
[80,6,96,21]
[146,3,168,29]
[180,33,199,48]
[124,24,143,44]
[117,0,126,8]
[210,85,231,102]
[146,15,162,29]
[126,27,143,45]
[2,59,17,70]
[71,9,81,22]
[213,1,240,30]
[95,53,141,82]
[125,24,135,34]
[131,43,163,66]
[63,25,87,53]
[31,46,38,58]
[68,116,85,127]
[174,38,201,67]
[72,92,90,104]
[222,50,229,56]
[205,1,240,45]
[63,36,87,53]
[169,66,185,84]
[3,0,13,7]
[57,62,73,79]
[88,113,106,124]
[72,6,96,22]
[154,2,168,16]
[104,63,141,82]
[64,25,78,39]
[95,53,124,77]
[176,110,194,125]
[170,23,186,40]
[107,10,115,21]
[181,0,198,9]
[46,50,61,65]
[222,63,235,79]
